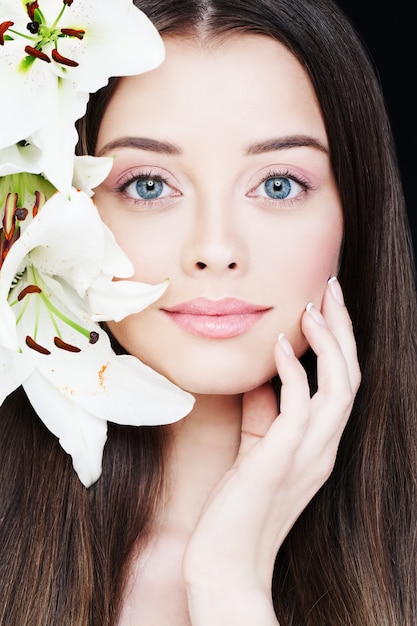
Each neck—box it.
[163,393,243,535]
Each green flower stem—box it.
[31,267,92,341]
[14,291,30,323]
[51,4,67,31]
[12,266,93,343]
[33,8,47,25]
[46,299,62,338]
[33,288,41,341]
[7,28,35,41]
[38,291,93,340]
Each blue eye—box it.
[249,173,306,203]
[132,176,164,200]
[264,177,292,199]
[117,170,180,206]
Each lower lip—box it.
[162,311,268,339]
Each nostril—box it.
[196,261,207,269]
[228,262,237,269]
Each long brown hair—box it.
[1,0,416,624]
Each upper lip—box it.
[161,297,271,315]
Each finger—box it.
[322,277,361,393]
[238,337,312,486]
[239,382,278,456]
[301,303,356,437]
[287,304,357,487]
[302,302,351,397]
[258,335,312,460]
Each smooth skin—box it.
[93,35,361,626]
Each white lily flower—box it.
[0,140,43,176]
[73,155,114,197]
[0,0,165,193]
[0,187,194,486]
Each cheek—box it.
[98,208,177,283]
[259,211,343,286]
[267,214,343,351]
[302,226,342,285]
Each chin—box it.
[160,365,277,397]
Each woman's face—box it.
[94,35,343,395]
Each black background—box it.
[335,1,415,257]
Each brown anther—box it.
[15,208,29,221]
[0,21,14,45]
[54,337,81,352]
[51,48,79,67]
[63,0,74,6]
[26,1,39,21]
[61,28,85,40]
[17,285,42,301]
[25,45,51,63]
[0,238,8,266]
[89,331,99,344]
[26,335,51,355]
[2,193,18,240]
[32,190,42,218]
[0,228,20,269]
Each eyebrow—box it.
[96,134,328,157]
[245,135,328,155]
[96,136,182,156]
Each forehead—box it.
[97,34,327,151]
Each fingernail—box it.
[306,302,328,327]
[278,333,295,358]
[328,276,345,305]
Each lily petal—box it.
[0,346,34,404]
[0,0,164,195]
[73,155,115,197]
[19,326,194,487]
[0,141,43,176]
[87,274,168,322]
[23,328,195,426]
[38,0,165,91]
[0,41,52,148]
[31,86,90,195]
[22,369,108,487]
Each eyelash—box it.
[115,168,178,207]
[247,169,313,206]
[114,167,313,208]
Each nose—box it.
[181,196,247,276]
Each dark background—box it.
[335,1,415,257]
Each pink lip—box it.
[161,297,271,339]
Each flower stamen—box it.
[2,192,18,240]
[60,28,85,40]
[26,21,40,34]
[51,48,78,67]
[15,207,29,222]
[25,44,50,63]
[26,335,51,355]
[17,284,42,301]
[0,20,14,45]
[38,289,101,344]
[89,331,99,344]
[54,336,81,352]
[32,190,45,218]
[26,2,40,22]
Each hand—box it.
[183,278,361,625]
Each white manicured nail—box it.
[328,276,345,305]
[306,302,327,327]
[278,333,295,357]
